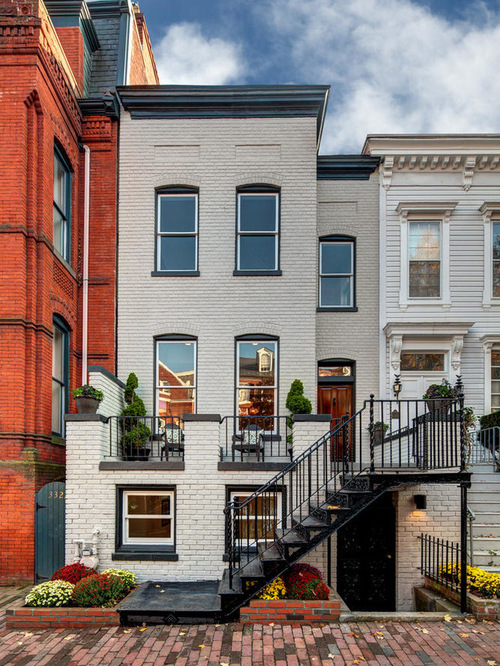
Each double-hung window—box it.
[122,489,174,546]
[319,236,355,308]
[52,316,69,437]
[229,489,283,545]
[493,222,500,297]
[156,188,198,273]
[492,351,500,412]
[236,188,279,273]
[53,146,71,262]
[408,221,441,298]
[156,337,196,418]
[236,337,277,420]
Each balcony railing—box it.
[107,416,185,461]
[419,533,461,595]
[220,415,292,462]
[470,426,500,470]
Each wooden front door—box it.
[318,385,354,459]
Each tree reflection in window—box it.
[400,353,445,372]
[237,340,277,430]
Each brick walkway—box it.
[1,588,499,665]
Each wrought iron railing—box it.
[220,415,292,462]
[470,426,500,470]
[224,396,465,591]
[419,533,461,594]
[107,416,185,461]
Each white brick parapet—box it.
[88,366,125,417]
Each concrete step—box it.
[469,483,500,492]
[473,523,500,538]
[471,535,500,549]
[472,550,500,567]
[469,511,500,522]
[481,565,500,573]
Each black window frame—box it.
[154,334,198,421]
[318,235,357,311]
[53,144,72,263]
[235,334,279,423]
[52,315,70,438]
[113,485,179,561]
[234,185,282,276]
[152,186,200,277]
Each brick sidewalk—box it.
[1,590,499,665]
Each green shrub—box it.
[101,568,136,591]
[286,380,312,414]
[121,372,150,449]
[25,580,74,607]
[72,573,128,607]
[72,385,103,401]
[480,411,500,430]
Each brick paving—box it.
[1,587,499,665]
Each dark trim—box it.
[112,552,179,562]
[233,270,282,276]
[154,333,197,341]
[319,234,355,242]
[156,186,199,194]
[236,184,280,193]
[292,414,331,423]
[53,315,70,438]
[99,461,184,471]
[53,143,72,264]
[235,334,279,341]
[218,462,289,471]
[234,336,279,419]
[183,414,221,422]
[154,336,198,418]
[51,435,66,447]
[317,307,358,312]
[116,485,177,555]
[116,4,131,86]
[65,413,107,423]
[116,85,330,142]
[319,237,356,309]
[78,97,119,119]
[44,1,100,51]
[151,271,200,277]
[88,365,126,388]
[317,155,380,180]
[87,0,124,18]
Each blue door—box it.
[34,481,65,582]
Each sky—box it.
[134,0,500,154]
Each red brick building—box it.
[0,0,158,582]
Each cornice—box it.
[384,321,474,338]
[317,155,379,180]
[44,1,100,52]
[116,85,330,146]
[78,96,119,118]
[396,201,458,223]
[363,134,500,155]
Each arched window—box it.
[155,335,197,418]
[236,334,278,419]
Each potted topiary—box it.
[286,379,312,448]
[120,373,151,461]
[422,380,459,413]
[72,385,103,414]
[373,421,389,445]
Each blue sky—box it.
[135,0,500,153]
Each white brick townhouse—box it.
[65,87,472,617]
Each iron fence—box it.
[220,415,292,462]
[419,533,461,594]
[107,416,185,461]
[470,426,500,470]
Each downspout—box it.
[82,144,90,385]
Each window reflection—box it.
[157,340,196,418]
[237,341,277,426]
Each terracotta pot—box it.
[74,396,100,414]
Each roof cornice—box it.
[363,134,500,156]
[116,85,330,146]
[317,155,379,180]
[44,0,99,51]
[78,96,119,118]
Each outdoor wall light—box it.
[414,494,427,510]
[393,374,402,398]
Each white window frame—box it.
[319,239,354,308]
[480,203,500,307]
[156,192,198,272]
[156,338,197,418]
[122,489,174,546]
[230,489,283,545]
[481,335,500,414]
[236,339,278,419]
[397,202,455,308]
[237,191,279,272]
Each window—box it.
[492,351,500,412]
[156,337,196,418]
[493,222,500,297]
[53,146,71,261]
[228,488,283,546]
[237,338,277,419]
[52,317,69,436]
[409,221,441,298]
[156,189,198,273]
[122,489,174,546]
[236,188,279,273]
[400,353,445,372]
[319,237,355,308]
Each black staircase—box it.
[218,395,467,620]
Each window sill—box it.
[400,300,451,308]
[53,250,77,279]
[317,306,358,312]
[112,551,179,562]
[51,435,66,446]
[151,271,200,277]
[233,270,282,276]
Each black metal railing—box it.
[107,416,185,461]
[220,416,292,462]
[470,426,500,470]
[224,395,465,591]
[419,533,461,594]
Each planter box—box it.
[6,606,120,629]
[239,597,341,625]
[424,577,500,620]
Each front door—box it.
[35,481,65,582]
[337,492,396,611]
[318,385,354,459]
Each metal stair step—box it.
[238,558,265,579]
[292,514,329,530]
[218,569,242,596]
[258,542,284,562]
[309,500,350,513]
[275,528,307,547]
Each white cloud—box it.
[154,22,245,85]
[259,0,500,152]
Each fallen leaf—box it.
[220,663,229,666]
[487,661,496,666]
[123,630,131,634]
[459,633,469,638]
[421,629,429,634]
[199,644,205,649]
[155,585,160,588]
[64,636,72,640]
[23,632,33,637]
[328,655,335,660]
[140,628,147,632]
[443,614,452,622]
[439,628,445,631]
[160,590,165,593]
[17,642,23,646]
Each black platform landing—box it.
[118,581,222,625]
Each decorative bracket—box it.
[451,335,464,375]
[382,156,394,190]
[390,335,403,373]
[463,157,476,191]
